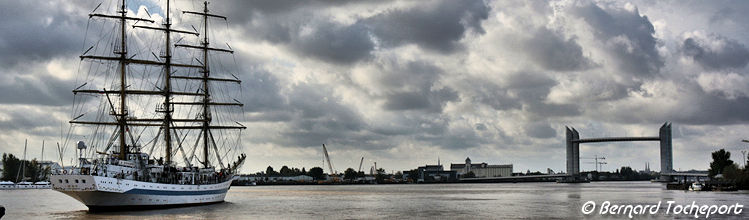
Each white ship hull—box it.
[51,174,235,211]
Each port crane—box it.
[581,155,606,172]
[369,162,379,175]
[358,156,364,173]
[322,144,335,174]
[322,144,341,182]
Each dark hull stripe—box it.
[124,188,229,195]
[87,201,224,212]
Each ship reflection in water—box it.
[1,182,747,219]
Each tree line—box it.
[708,148,749,189]
[252,165,395,182]
[253,165,326,180]
[1,153,50,182]
[342,167,390,182]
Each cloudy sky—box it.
[1,0,749,174]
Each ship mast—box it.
[72,0,204,160]
[133,0,199,165]
[73,0,156,160]
[117,0,128,159]
[179,1,244,169]
[163,0,174,164]
[71,0,245,167]
[201,1,212,169]
[132,0,198,165]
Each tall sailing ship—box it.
[51,0,247,211]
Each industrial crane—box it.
[358,156,364,173]
[369,162,378,175]
[322,144,335,175]
[581,155,606,172]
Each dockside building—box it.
[450,157,513,177]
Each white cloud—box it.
[697,72,749,99]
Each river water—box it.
[1,181,746,219]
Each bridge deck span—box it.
[662,172,708,177]
[573,137,660,143]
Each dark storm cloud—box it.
[0,110,49,130]
[505,72,557,97]
[0,73,74,106]
[383,88,459,112]
[372,112,485,150]
[277,83,367,147]
[675,87,749,125]
[453,71,582,139]
[245,111,293,122]
[204,0,378,64]
[0,1,87,67]
[523,122,556,139]
[707,4,749,25]
[417,127,486,150]
[371,60,459,112]
[372,113,449,137]
[505,72,581,117]
[367,0,490,53]
[213,0,378,23]
[291,21,375,64]
[604,80,749,126]
[465,72,581,118]
[572,3,663,76]
[684,97,749,125]
[523,28,592,71]
[238,69,285,113]
[682,35,749,70]
[236,14,375,64]
[0,107,63,137]
[225,0,489,64]
[471,81,522,111]
[525,102,581,118]
[475,123,487,131]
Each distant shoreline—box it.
[232,179,657,186]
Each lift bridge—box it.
[564,122,705,182]
[463,122,705,183]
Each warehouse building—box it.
[450,157,513,178]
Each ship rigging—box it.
[52,0,248,210]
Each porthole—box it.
[65,179,69,183]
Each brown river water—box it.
[1,181,747,219]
